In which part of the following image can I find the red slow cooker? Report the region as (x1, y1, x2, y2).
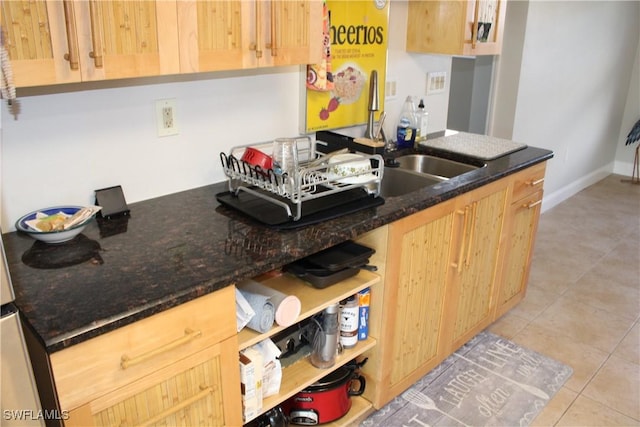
(282, 365, 366, 425)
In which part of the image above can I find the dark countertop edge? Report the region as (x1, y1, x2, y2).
(27, 145, 554, 352)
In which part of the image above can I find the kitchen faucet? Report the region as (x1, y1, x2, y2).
(364, 70, 387, 145)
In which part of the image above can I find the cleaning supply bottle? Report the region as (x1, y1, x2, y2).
(396, 96, 417, 149)
(416, 99, 429, 143)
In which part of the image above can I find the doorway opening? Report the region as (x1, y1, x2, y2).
(447, 56, 495, 134)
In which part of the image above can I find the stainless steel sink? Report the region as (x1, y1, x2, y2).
(379, 167, 443, 197)
(378, 154, 484, 197)
(394, 154, 483, 179)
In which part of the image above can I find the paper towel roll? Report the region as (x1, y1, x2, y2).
(235, 288, 256, 332)
(238, 288, 275, 333)
(238, 279, 301, 327)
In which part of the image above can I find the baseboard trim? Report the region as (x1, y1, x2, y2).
(541, 163, 614, 213)
(613, 160, 635, 177)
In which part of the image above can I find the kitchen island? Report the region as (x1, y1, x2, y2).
(2, 132, 553, 425)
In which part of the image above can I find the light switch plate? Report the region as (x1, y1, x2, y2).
(426, 71, 447, 95)
(385, 80, 397, 100)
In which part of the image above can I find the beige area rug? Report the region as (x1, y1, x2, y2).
(361, 331, 573, 427)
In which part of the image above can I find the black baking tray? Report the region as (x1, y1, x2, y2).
(304, 240, 375, 271)
(216, 186, 384, 230)
(283, 241, 375, 288)
(284, 261, 361, 289)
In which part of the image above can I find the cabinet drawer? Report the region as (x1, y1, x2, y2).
(66, 337, 242, 427)
(51, 286, 236, 411)
(511, 162, 546, 201)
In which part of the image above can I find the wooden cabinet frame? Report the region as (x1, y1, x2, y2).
(361, 162, 547, 409)
(237, 269, 380, 424)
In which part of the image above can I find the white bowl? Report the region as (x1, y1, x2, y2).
(327, 153, 375, 183)
(16, 206, 97, 244)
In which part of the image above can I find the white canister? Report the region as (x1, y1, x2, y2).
(340, 296, 359, 348)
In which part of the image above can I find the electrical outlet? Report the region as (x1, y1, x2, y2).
(426, 71, 447, 95)
(156, 99, 178, 137)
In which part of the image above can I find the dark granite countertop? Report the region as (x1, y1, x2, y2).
(2, 134, 553, 353)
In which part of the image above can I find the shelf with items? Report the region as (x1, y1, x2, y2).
(259, 338, 375, 420)
(238, 269, 379, 351)
(220, 138, 384, 221)
(238, 268, 379, 424)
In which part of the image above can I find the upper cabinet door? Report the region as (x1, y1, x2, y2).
(2, 0, 179, 88)
(260, 0, 322, 68)
(1, 0, 81, 86)
(177, 0, 321, 73)
(406, 0, 507, 56)
(176, 0, 248, 72)
(77, 0, 180, 81)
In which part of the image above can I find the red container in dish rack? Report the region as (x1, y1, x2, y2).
(241, 147, 273, 170)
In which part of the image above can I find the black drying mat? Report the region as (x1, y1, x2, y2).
(216, 187, 384, 229)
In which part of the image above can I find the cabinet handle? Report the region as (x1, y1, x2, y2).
(465, 203, 477, 267)
(139, 385, 213, 427)
(452, 207, 468, 273)
(529, 178, 545, 186)
(254, 0, 263, 59)
(88, 1, 104, 68)
(120, 328, 202, 369)
(269, 1, 277, 57)
(523, 199, 542, 209)
(62, 1, 79, 70)
(470, 0, 481, 49)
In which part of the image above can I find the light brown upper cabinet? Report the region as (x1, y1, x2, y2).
(2, 0, 322, 88)
(1, 1, 180, 87)
(176, 0, 322, 73)
(406, 0, 507, 56)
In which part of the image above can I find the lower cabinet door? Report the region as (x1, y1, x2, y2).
(375, 200, 456, 406)
(66, 337, 242, 427)
(447, 182, 508, 352)
(495, 190, 543, 318)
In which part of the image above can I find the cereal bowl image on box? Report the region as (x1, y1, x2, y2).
(331, 64, 366, 105)
(16, 206, 102, 244)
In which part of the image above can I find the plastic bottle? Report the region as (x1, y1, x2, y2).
(416, 99, 429, 143)
(396, 96, 417, 149)
(339, 296, 358, 349)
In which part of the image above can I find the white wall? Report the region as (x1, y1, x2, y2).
(0, 2, 451, 231)
(490, 0, 640, 211)
(614, 41, 640, 177)
(3, 1, 637, 229)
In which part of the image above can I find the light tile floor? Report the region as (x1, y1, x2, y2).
(489, 174, 640, 426)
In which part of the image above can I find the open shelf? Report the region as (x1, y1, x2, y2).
(238, 269, 379, 350)
(256, 338, 375, 421)
(325, 395, 373, 427)
(238, 268, 380, 425)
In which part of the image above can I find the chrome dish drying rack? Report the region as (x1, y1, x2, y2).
(219, 137, 384, 221)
